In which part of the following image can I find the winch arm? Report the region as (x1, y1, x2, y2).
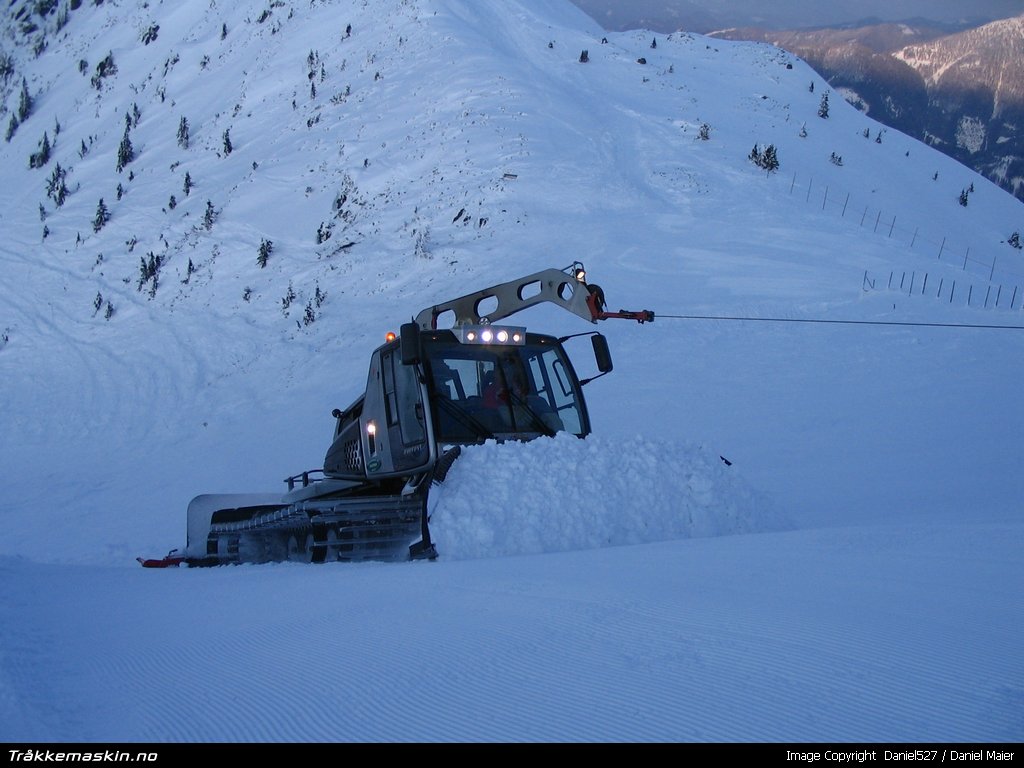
(412, 262, 654, 329)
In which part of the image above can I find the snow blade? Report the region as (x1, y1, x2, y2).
(137, 552, 186, 568)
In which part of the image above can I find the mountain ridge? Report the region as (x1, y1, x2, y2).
(705, 14, 1024, 202)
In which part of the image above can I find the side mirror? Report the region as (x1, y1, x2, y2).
(592, 334, 613, 373)
(400, 322, 421, 365)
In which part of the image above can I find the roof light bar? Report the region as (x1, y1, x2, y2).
(455, 324, 526, 346)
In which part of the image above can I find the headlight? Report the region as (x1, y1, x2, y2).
(454, 324, 526, 346)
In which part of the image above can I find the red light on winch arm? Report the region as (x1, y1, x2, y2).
(385, 331, 397, 342)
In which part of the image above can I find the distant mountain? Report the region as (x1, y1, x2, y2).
(707, 16, 1024, 202)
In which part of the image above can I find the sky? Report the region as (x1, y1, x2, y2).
(570, 0, 1024, 31)
(1, 0, 1022, 746)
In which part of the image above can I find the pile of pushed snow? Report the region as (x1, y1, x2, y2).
(427, 432, 790, 560)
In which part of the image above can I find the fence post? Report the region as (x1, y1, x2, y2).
(950, 281, 955, 304)
(910, 227, 918, 248)
(889, 216, 896, 238)
(922, 273, 928, 295)
(938, 237, 945, 261)
(842, 193, 849, 217)
(806, 177, 812, 203)
(790, 173, 797, 194)
(963, 247, 970, 271)
(968, 285, 973, 306)
(874, 211, 882, 233)
(937, 277, 943, 299)
(985, 285, 991, 308)
(909, 271, 915, 295)
(822, 186, 828, 211)
(995, 285, 1002, 308)
(861, 206, 868, 227)
(990, 255, 996, 281)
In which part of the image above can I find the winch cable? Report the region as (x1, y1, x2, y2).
(651, 313, 1024, 331)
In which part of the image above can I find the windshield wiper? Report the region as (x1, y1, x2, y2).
(434, 393, 496, 441)
(506, 392, 558, 437)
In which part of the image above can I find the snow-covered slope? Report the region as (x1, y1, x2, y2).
(2, 0, 1022, 562)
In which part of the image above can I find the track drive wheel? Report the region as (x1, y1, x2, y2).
(287, 532, 314, 563)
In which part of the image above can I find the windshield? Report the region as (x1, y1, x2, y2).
(424, 337, 586, 443)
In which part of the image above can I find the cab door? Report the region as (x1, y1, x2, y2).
(380, 347, 430, 472)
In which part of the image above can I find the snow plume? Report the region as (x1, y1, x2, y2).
(429, 433, 789, 560)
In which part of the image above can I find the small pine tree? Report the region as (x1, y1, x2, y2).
(168, 194, 176, 210)
(5, 115, 17, 142)
(203, 200, 216, 230)
(93, 198, 110, 232)
(221, 23, 227, 40)
(1007, 231, 1021, 249)
(104, 301, 115, 320)
(257, 238, 273, 268)
(29, 131, 51, 168)
(222, 128, 232, 156)
(958, 188, 970, 207)
(808, 81, 814, 93)
(116, 126, 133, 172)
(137, 252, 163, 296)
(183, 171, 193, 196)
(818, 92, 830, 119)
(748, 144, 761, 165)
(579, 49, 589, 63)
(697, 123, 710, 141)
(177, 116, 189, 148)
(50, 166, 68, 206)
(281, 283, 296, 314)
(760, 144, 779, 172)
(18, 78, 32, 121)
